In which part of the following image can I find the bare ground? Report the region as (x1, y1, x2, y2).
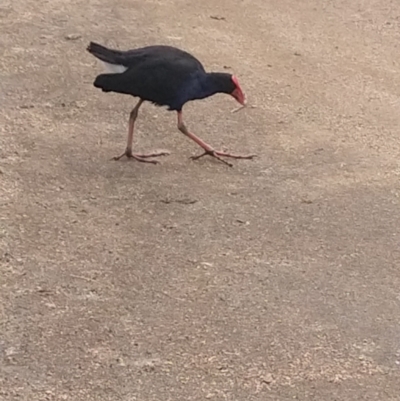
(1, 0, 400, 400)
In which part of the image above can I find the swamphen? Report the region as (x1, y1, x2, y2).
(87, 42, 256, 166)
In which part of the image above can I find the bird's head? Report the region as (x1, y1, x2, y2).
(230, 75, 247, 106)
(204, 72, 247, 105)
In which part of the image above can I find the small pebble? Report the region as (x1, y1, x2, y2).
(65, 33, 82, 41)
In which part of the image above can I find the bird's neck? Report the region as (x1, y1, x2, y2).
(196, 72, 232, 99)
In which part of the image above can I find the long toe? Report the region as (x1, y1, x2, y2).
(135, 151, 171, 158)
(191, 149, 256, 167)
(112, 152, 129, 161)
(132, 155, 160, 164)
(113, 150, 170, 162)
(190, 150, 233, 167)
(214, 151, 257, 160)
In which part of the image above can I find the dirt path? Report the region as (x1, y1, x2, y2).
(1, 0, 400, 399)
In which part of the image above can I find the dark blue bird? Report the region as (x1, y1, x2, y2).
(87, 42, 255, 166)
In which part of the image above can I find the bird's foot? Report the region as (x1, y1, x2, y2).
(112, 149, 170, 164)
(190, 149, 256, 167)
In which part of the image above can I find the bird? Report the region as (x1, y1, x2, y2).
(87, 41, 256, 166)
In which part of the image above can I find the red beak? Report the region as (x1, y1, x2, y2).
(231, 87, 247, 106)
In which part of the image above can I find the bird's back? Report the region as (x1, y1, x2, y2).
(88, 43, 207, 110)
(116, 45, 204, 70)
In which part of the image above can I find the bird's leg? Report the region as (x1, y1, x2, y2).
(113, 99, 170, 163)
(177, 112, 256, 167)
(113, 99, 143, 161)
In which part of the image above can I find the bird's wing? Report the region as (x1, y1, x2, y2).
(108, 54, 205, 109)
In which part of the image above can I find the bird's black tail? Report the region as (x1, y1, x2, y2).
(87, 42, 124, 65)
